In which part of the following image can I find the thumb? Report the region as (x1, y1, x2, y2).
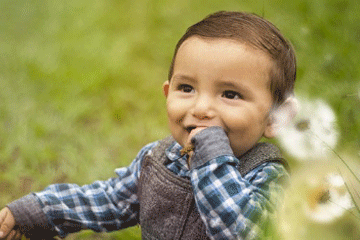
(0, 208, 16, 238)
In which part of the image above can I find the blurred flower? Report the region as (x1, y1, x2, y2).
(277, 162, 357, 239)
(304, 173, 353, 223)
(277, 97, 339, 160)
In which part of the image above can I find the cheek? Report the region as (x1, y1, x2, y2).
(224, 107, 267, 135)
(223, 108, 251, 130)
(166, 97, 185, 124)
(225, 111, 266, 157)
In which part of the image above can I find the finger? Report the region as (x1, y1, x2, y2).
(0, 208, 7, 224)
(5, 229, 15, 240)
(7, 230, 21, 240)
(14, 231, 22, 240)
(0, 209, 16, 239)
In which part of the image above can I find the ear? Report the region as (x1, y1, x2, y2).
(162, 81, 170, 98)
(263, 96, 299, 138)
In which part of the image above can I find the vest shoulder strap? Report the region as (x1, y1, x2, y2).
(238, 142, 290, 176)
(150, 136, 175, 165)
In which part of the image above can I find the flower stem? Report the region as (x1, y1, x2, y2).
(312, 131, 360, 183)
(337, 168, 360, 218)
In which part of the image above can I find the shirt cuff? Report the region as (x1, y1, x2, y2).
(189, 126, 233, 170)
(7, 193, 55, 238)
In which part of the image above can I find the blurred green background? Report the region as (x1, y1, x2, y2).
(1, 0, 360, 239)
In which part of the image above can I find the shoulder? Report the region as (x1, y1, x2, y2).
(135, 136, 175, 160)
(238, 142, 290, 177)
(114, 140, 159, 177)
(135, 141, 160, 159)
(130, 136, 177, 167)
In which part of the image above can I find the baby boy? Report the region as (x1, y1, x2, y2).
(0, 11, 296, 240)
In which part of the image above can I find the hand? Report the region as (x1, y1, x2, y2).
(186, 126, 208, 147)
(0, 208, 22, 240)
(182, 127, 208, 162)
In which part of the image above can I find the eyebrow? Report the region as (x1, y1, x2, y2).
(171, 74, 197, 83)
(216, 79, 251, 93)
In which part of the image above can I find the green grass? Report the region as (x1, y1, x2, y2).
(1, 0, 360, 239)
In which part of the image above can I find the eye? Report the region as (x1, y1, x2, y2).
(222, 90, 242, 100)
(178, 84, 194, 93)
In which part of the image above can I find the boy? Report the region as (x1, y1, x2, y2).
(0, 11, 296, 239)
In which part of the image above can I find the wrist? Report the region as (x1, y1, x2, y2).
(7, 194, 55, 238)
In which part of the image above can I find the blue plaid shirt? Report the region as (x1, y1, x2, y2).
(34, 130, 289, 239)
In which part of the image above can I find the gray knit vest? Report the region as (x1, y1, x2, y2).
(138, 137, 288, 240)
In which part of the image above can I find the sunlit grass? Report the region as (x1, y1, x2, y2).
(1, 0, 360, 239)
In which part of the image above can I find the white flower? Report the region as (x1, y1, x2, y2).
(304, 173, 353, 223)
(277, 97, 339, 160)
(277, 162, 358, 239)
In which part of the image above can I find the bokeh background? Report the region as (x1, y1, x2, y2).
(1, 0, 360, 239)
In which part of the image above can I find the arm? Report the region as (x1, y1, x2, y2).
(5, 142, 157, 239)
(189, 127, 289, 239)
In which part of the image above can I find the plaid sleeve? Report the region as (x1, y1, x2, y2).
(191, 157, 289, 240)
(34, 141, 157, 238)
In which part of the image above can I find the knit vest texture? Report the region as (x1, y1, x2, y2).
(138, 136, 288, 240)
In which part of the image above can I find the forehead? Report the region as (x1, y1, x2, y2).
(176, 36, 273, 67)
(173, 36, 274, 87)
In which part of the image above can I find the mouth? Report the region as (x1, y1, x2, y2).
(185, 125, 211, 134)
(185, 126, 197, 133)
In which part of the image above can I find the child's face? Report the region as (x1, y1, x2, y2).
(163, 37, 275, 157)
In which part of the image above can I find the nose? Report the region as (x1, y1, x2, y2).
(191, 94, 215, 120)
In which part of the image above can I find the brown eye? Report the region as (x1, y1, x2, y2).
(178, 84, 194, 93)
(222, 90, 242, 99)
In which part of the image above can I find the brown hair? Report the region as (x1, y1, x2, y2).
(168, 11, 296, 106)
